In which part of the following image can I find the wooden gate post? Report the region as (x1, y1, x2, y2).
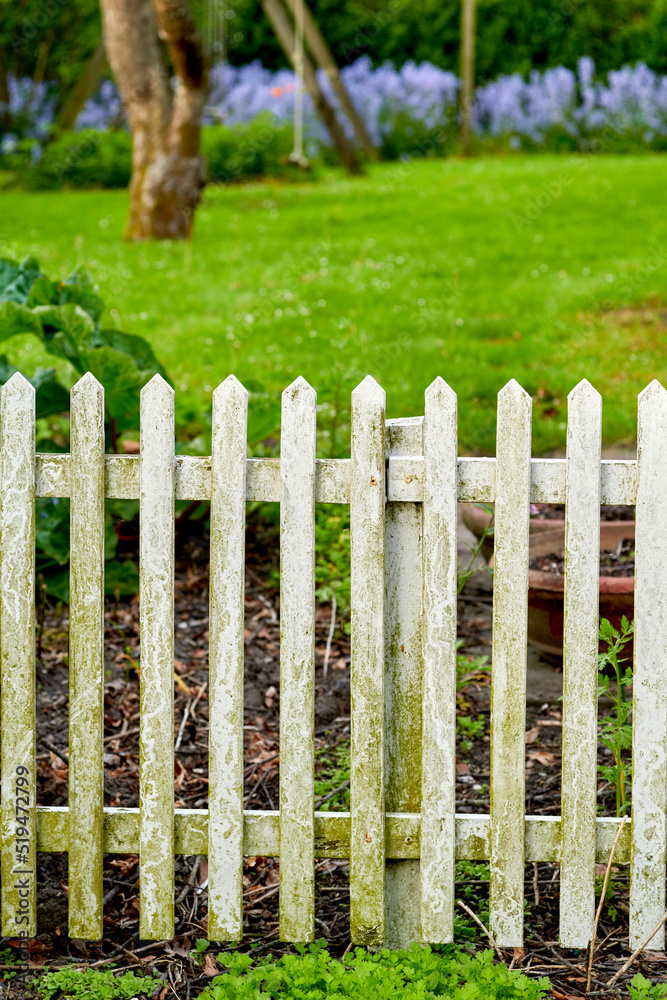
(384, 416, 424, 948)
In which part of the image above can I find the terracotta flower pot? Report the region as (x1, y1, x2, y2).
(461, 505, 635, 661)
(526, 522, 634, 660)
(461, 502, 558, 562)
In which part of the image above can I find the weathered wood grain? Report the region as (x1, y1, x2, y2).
(68, 374, 106, 940)
(420, 378, 458, 944)
(630, 380, 667, 949)
(350, 376, 386, 945)
(489, 380, 532, 948)
(384, 416, 423, 949)
(139, 375, 175, 940)
(560, 380, 602, 949)
(0, 375, 36, 938)
(279, 377, 316, 943)
(208, 376, 248, 941)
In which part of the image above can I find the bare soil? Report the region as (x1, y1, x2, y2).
(530, 537, 635, 577)
(1, 519, 662, 999)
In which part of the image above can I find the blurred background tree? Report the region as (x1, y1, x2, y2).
(2, 0, 667, 121)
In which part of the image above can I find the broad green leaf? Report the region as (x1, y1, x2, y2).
(36, 497, 70, 566)
(81, 344, 150, 432)
(32, 302, 97, 370)
(98, 328, 165, 376)
(0, 300, 43, 340)
(0, 255, 41, 304)
(0, 356, 70, 418)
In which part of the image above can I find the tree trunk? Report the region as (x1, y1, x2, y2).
(99, 0, 209, 241)
(0, 49, 9, 105)
(57, 40, 108, 133)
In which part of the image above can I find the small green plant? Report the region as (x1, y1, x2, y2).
(456, 640, 490, 691)
(199, 942, 551, 999)
(455, 861, 491, 943)
(456, 714, 486, 754)
(32, 966, 158, 999)
(314, 506, 351, 622)
(0, 945, 18, 980)
(458, 504, 495, 595)
(593, 868, 626, 924)
(598, 615, 634, 815)
(315, 740, 350, 810)
(629, 974, 667, 999)
(191, 937, 211, 966)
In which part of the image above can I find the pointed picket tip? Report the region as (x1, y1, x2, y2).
(638, 378, 667, 405)
(568, 378, 600, 402)
(2, 370, 35, 396)
(425, 376, 456, 403)
(71, 371, 103, 400)
(351, 374, 385, 407)
(140, 373, 174, 400)
(282, 375, 316, 403)
(498, 378, 531, 402)
(213, 373, 248, 403)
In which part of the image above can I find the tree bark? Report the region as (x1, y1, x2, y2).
(99, 0, 209, 240)
(261, 0, 361, 175)
(57, 40, 108, 133)
(281, 0, 378, 160)
(0, 49, 9, 105)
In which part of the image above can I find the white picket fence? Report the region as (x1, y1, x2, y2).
(0, 371, 664, 954)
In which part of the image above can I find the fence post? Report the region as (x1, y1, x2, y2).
(420, 378, 458, 943)
(68, 373, 106, 940)
(560, 380, 601, 948)
(139, 375, 175, 940)
(350, 376, 386, 945)
(489, 380, 532, 948)
(279, 377, 317, 943)
(208, 375, 248, 941)
(384, 415, 424, 949)
(0, 374, 36, 939)
(630, 380, 667, 948)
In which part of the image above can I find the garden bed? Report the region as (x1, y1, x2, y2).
(2, 530, 663, 999)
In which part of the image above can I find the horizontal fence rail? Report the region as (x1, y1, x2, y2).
(0, 372, 661, 952)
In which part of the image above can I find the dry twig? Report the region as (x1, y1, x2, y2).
(587, 814, 627, 992)
(607, 908, 667, 987)
(322, 593, 337, 678)
(456, 899, 503, 961)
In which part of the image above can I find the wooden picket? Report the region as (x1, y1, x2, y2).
(139, 375, 176, 940)
(349, 376, 386, 946)
(384, 414, 425, 949)
(0, 371, 661, 954)
(68, 374, 106, 939)
(630, 381, 667, 949)
(279, 377, 317, 942)
(0, 374, 36, 939)
(420, 378, 458, 944)
(489, 381, 532, 948)
(560, 380, 602, 949)
(207, 375, 248, 941)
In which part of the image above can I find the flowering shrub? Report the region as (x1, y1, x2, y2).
(2, 56, 667, 182)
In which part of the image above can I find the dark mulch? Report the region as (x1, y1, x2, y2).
(530, 536, 635, 577)
(0, 520, 660, 998)
(534, 504, 635, 522)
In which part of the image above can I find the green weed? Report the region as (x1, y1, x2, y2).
(31, 966, 158, 999)
(598, 615, 634, 815)
(199, 942, 550, 999)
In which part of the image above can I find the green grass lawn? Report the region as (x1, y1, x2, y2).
(1, 154, 666, 454)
